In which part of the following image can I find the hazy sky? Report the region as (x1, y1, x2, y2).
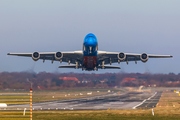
(0, 0, 179, 74)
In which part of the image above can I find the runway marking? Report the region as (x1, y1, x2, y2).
(145, 92, 158, 107)
(147, 92, 157, 100)
(132, 99, 146, 109)
(132, 92, 157, 109)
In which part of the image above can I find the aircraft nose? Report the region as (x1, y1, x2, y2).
(85, 37, 97, 46)
(88, 37, 94, 43)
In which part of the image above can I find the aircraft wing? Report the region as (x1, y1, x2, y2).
(7, 51, 83, 64)
(98, 51, 173, 65)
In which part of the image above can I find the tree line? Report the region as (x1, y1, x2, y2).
(0, 72, 179, 90)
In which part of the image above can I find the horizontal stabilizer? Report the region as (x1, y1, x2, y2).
(98, 65, 120, 69)
(59, 65, 82, 68)
(59, 65, 120, 69)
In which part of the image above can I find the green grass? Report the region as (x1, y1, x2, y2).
(1, 112, 180, 120)
(35, 115, 179, 120)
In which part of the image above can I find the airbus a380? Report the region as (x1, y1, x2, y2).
(7, 33, 173, 71)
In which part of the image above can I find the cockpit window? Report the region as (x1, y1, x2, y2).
(84, 36, 94, 43)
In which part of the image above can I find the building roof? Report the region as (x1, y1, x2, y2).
(59, 77, 79, 82)
(123, 78, 136, 83)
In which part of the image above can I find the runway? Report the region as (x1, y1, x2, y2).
(135, 92, 162, 109)
(4, 91, 162, 110)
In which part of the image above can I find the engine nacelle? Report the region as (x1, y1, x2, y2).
(32, 51, 40, 61)
(55, 51, 63, 61)
(118, 52, 126, 61)
(140, 53, 149, 63)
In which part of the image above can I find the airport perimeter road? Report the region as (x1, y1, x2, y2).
(6, 92, 158, 110)
(134, 92, 162, 109)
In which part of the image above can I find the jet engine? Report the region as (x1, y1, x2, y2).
(118, 52, 126, 61)
(140, 53, 149, 63)
(55, 51, 63, 61)
(32, 52, 40, 61)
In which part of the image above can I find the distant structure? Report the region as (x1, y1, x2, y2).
(37, 86, 45, 90)
(82, 80, 89, 83)
(59, 77, 79, 82)
(122, 78, 136, 83)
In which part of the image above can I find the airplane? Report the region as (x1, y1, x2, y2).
(7, 33, 173, 71)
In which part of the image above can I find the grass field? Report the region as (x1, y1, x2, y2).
(1, 89, 180, 120)
(1, 109, 180, 120)
(156, 90, 180, 109)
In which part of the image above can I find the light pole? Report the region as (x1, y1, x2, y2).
(27, 78, 33, 89)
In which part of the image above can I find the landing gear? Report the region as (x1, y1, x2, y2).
(94, 67, 98, 71)
(102, 61, 105, 69)
(82, 67, 86, 71)
(75, 62, 78, 69)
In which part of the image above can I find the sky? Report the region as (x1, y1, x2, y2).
(0, 0, 179, 74)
